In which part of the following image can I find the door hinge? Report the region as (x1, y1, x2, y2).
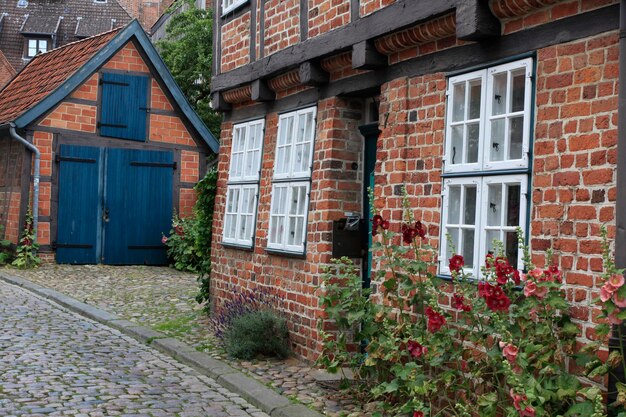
(97, 122, 128, 129)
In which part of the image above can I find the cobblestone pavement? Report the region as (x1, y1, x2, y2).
(7, 265, 368, 416)
(0, 280, 269, 417)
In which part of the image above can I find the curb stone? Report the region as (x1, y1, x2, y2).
(0, 270, 325, 417)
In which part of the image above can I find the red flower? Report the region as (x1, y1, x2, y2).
(452, 293, 472, 312)
(407, 340, 428, 358)
(414, 221, 426, 238)
(372, 215, 389, 237)
(413, 412, 424, 417)
(425, 306, 446, 333)
(175, 225, 184, 236)
(401, 221, 428, 244)
(479, 282, 511, 312)
(448, 254, 464, 273)
(494, 257, 515, 285)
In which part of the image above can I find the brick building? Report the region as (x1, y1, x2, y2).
(0, 21, 218, 264)
(210, 0, 626, 362)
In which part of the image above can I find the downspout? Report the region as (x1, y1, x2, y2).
(608, 2, 626, 414)
(9, 123, 39, 241)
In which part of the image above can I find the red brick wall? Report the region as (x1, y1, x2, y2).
(264, 0, 300, 56)
(0, 138, 24, 244)
(24, 40, 206, 261)
(211, 97, 364, 360)
(213, 22, 619, 361)
(359, 0, 395, 17)
(308, 0, 350, 38)
(221, 12, 251, 72)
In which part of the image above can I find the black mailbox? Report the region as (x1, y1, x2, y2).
(332, 217, 366, 258)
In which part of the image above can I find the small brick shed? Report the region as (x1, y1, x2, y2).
(0, 20, 218, 265)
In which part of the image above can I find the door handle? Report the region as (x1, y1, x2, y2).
(103, 207, 110, 223)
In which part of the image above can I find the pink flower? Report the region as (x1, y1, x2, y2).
(523, 281, 547, 299)
(614, 292, 626, 308)
(499, 342, 519, 364)
(601, 283, 618, 302)
(608, 310, 622, 325)
(609, 274, 625, 289)
(528, 268, 543, 280)
(161, 235, 168, 244)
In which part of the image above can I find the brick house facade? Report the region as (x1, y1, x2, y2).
(210, 0, 625, 362)
(0, 21, 217, 264)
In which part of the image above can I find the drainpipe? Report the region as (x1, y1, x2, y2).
(9, 123, 40, 241)
(608, 2, 626, 414)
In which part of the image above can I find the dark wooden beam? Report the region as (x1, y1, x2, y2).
(299, 61, 329, 86)
(300, 0, 308, 41)
(352, 40, 387, 70)
(214, 0, 221, 76)
(456, 0, 501, 41)
(350, 0, 359, 22)
(223, 5, 619, 122)
(211, 0, 457, 91)
(251, 79, 275, 101)
(616, 0, 626, 268)
(259, 0, 266, 59)
(250, 0, 257, 61)
(211, 92, 232, 111)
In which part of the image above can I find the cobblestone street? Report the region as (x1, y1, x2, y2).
(0, 281, 269, 417)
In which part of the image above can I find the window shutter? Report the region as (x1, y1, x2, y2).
(99, 72, 149, 142)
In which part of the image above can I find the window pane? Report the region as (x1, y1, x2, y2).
(511, 70, 525, 112)
(509, 116, 523, 160)
(506, 184, 521, 227)
(467, 123, 479, 163)
(278, 116, 293, 146)
(462, 229, 474, 268)
(505, 231, 519, 267)
(452, 83, 465, 122)
(486, 230, 500, 255)
(464, 186, 477, 225)
(492, 72, 507, 116)
(487, 184, 502, 226)
(294, 217, 305, 245)
(447, 186, 461, 224)
(446, 227, 460, 260)
(490, 118, 505, 162)
(468, 81, 481, 120)
(451, 125, 463, 165)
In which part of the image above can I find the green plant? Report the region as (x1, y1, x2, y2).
(193, 168, 217, 311)
(12, 212, 40, 269)
(164, 213, 200, 273)
(317, 190, 612, 417)
(0, 225, 14, 265)
(223, 310, 290, 360)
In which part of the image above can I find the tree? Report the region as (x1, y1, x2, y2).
(157, 1, 221, 137)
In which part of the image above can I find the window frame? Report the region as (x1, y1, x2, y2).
(24, 38, 49, 58)
(267, 106, 317, 255)
(222, 118, 265, 248)
(440, 57, 534, 279)
(221, 0, 249, 15)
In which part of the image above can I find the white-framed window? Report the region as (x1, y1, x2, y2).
(222, 119, 264, 247)
(25, 38, 49, 58)
(440, 58, 533, 277)
(222, 0, 248, 15)
(268, 107, 316, 253)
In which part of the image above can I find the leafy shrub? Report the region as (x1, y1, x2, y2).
(211, 285, 282, 339)
(164, 214, 200, 273)
(318, 192, 614, 417)
(12, 212, 40, 269)
(223, 310, 290, 360)
(0, 225, 14, 265)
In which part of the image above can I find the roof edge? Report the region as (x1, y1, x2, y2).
(13, 20, 219, 154)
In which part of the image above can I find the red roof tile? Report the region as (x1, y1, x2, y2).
(0, 27, 122, 126)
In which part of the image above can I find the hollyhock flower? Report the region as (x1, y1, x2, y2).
(609, 274, 626, 289)
(510, 389, 527, 410)
(401, 224, 418, 244)
(499, 342, 519, 364)
(425, 307, 446, 333)
(614, 291, 626, 308)
(372, 215, 389, 236)
(414, 221, 426, 239)
(528, 268, 543, 280)
(161, 235, 168, 244)
(601, 285, 615, 302)
(407, 340, 427, 358)
(480, 283, 511, 311)
(524, 281, 548, 299)
(512, 270, 521, 285)
(452, 293, 472, 312)
(449, 254, 464, 273)
(545, 265, 562, 283)
(413, 412, 424, 417)
(608, 310, 623, 325)
(175, 225, 184, 236)
(521, 406, 536, 417)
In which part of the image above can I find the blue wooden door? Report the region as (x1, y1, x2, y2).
(103, 148, 174, 265)
(56, 145, 103, 264)
(359, 124, 380, 289)
(99, 72, 149, 142)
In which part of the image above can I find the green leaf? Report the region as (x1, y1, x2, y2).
(564, 401, 594, 416)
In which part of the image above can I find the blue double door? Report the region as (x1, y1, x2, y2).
(56, 144, 174, 265)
